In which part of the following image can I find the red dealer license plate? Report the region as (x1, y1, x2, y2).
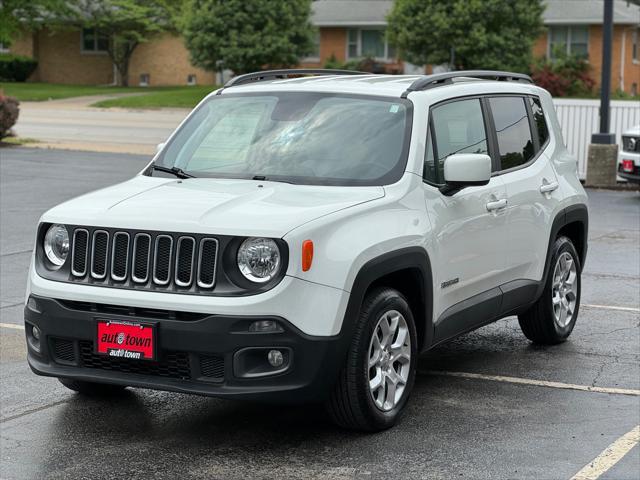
(96, 320, 155, 361)
(622, 159, 635, 173)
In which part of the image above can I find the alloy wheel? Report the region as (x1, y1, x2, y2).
(551, 251, 578, 328)
(367, 310, 412, 411)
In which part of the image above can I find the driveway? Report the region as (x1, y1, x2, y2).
(1, 148, 639, 479)
(13, 95, 189, 155)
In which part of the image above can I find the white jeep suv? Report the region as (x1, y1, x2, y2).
(25, 70, 588, 431)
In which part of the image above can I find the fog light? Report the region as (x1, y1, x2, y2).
(248, 320, 282, 333)
(267, 349, 284, 367)
(27, 324, 41, 353)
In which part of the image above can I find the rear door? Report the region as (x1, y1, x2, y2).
(487, 95, 561, 285)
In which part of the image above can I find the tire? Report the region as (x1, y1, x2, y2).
(518, 236, 581, 344)
(326, 287, 418, 431)
(58, 378, 127, 396)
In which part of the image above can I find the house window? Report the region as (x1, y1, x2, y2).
(346, 29, 396, 61)
(307, 31, 320, 59)
(0, 42, 9, 53)
(633, 28, 639, 62)
(549, 25, 589, 59)
(139, 73, 150, 86)
(187, 74, 197, 86)
(81, 28, 109, 53)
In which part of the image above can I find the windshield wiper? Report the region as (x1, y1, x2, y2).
(251, 175, 292, 184)
(152, 165, 195, 179)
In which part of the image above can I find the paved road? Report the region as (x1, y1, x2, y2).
(1, 148, 639, 479)
(13, 96, 190, 154)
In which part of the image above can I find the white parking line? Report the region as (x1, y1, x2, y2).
(570, 425, 640, 480)
(423, 370, 640, 396)
(583, 304, 640, 313)
(0, 323, 24, 330)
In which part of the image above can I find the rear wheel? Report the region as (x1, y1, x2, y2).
(326, 287, 417, 431)
(518, 236, 581, 344)
(58, 378, 127, 396)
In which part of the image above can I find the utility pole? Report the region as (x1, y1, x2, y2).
(592, 0, 615, 144)
(586, 0, 618, 187)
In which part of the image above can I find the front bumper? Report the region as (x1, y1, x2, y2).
(26, 296, 348, 403)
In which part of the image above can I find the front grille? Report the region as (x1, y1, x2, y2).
(132, 234, 151, 283)
(91, 230, 109, 279)
(57, 299, 207, 321)
(199, 355, 225, 380)
(71, 229, 88, 276)
(70, 227, 219, 292)
(52, 337, 76, 363)
(111, 232, 129, 281)
(622, 135, 640, 153)
(176, 237, 195, 286)
(198, 239, 218, 288)
(153, 235, 173, 285)
(79, 341, 191, 380)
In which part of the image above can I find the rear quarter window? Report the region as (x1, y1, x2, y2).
(529, 97, 549, 147)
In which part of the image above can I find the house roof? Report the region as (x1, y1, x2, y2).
(312, 0, 391, 26)
(311, 0, 640, 27)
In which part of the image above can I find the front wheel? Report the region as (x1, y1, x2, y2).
(325, 287, 417, 431)
(518, 236, 581, 344)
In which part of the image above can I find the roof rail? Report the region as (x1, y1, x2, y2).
(220, 68, 367, 92)
(401, 70, 533, 98)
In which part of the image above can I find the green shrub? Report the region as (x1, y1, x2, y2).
(530, 47, 595, 97)
(0, 95, 20, 139)
(0, 54, 38, 82)
(324, 54, 397, 74)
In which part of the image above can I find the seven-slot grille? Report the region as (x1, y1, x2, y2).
(70, 228, 218, 291)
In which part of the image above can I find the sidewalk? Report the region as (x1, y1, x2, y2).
(13, 94, 190, 155)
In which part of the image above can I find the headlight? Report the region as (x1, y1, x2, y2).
(43, 224, 69, 267)
(237, 237, 281, 283)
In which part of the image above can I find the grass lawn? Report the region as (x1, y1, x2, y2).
(0, 82, 217, 107)
(92, 85, 215, 109)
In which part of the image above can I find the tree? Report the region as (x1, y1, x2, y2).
(387, 0, 544, 73)
(0, 0, 71, 45)
(183, 0, 315, 75)
(73, 0, 177, 86)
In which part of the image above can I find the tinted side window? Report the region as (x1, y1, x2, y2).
(489, 97, 535, 170)
(529, 97, 549, 147)
(431, 99, 488, 182)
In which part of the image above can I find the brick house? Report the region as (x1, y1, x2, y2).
(306, 0, 640, 94)
(1, 0, 639, 92)
(3, 29, 215, 87)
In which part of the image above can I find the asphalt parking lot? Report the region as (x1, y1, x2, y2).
(1, 147, 638, 480)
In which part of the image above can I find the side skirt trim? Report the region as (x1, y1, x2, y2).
(431, 279, 541, 347)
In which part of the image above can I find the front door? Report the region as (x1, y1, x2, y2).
(423, 97, 511, 340)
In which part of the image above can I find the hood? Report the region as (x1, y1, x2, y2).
(42, 175, 385, 237)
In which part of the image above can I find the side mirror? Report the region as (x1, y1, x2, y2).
(440, 153, 492, 196)
(156, 142, 166, 153)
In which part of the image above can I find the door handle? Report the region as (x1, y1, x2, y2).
(486, 198, 508, 211)
(540, 181, 559, 194)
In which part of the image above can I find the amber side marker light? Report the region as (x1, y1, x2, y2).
(302, 240, 314, 272)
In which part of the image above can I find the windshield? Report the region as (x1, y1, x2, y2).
(155, 92, 412, 186)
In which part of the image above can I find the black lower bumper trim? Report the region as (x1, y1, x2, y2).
(26, 295, 348, 403)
